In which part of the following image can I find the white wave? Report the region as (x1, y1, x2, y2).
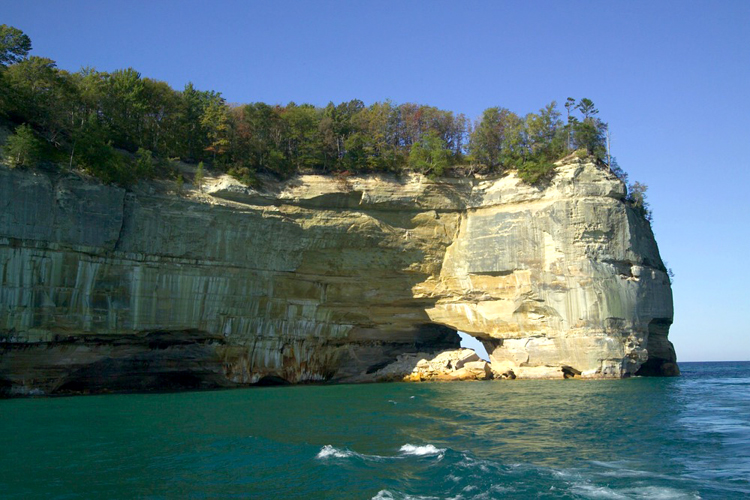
(399, 444, 446, 456)
(316, 444, 389, 462)
(571, 483, 701, 499)
(571, 485, 629, 499)
(624, 486, 701, 499)
(372, 491, 440, 500)
(372, 491, 395, 500)
(316, 444, 357, 459)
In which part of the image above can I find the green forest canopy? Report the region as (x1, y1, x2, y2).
(1, 24, 647, 212)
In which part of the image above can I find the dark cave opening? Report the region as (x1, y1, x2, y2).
(635, 318, 680, 377)
(255, 375, 291, 386)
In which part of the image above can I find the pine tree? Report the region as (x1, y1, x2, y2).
(0, 25, 31, 66)
(3, 124, 42, 168)
(194, 161, 205, 192)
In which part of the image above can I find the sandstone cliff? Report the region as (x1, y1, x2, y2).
(0, 158, 676, 396)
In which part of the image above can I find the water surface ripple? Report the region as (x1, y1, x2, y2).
(1, 362, 748, 499)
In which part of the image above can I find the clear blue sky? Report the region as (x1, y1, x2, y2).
(5, 0, 749, 361)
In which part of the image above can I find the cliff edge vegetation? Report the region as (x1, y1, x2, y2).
(2, 25, 644, 204)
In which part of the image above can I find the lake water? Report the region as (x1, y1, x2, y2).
(1, 362, 748, 499)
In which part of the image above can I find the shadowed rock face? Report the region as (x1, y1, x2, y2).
(0, 158, 676, 396)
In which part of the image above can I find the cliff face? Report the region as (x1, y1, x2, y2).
(0, 158, 676, 396)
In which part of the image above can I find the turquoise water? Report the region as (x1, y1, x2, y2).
(1, 362, 748, 499)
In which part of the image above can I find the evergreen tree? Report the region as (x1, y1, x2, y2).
(201, 96, 230, 162)
(577, 98, 598, 119)
(0, 25, 31, 66)
(135, 147, 154, 179)
(194, 161, 205, 192)
(3, 124, 42, 168)
(564, 97, 576, 151)
(73, 115, 129, 185)
(573, 98, 606, 158)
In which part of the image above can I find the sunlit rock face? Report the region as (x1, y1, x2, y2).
(0, 158, 676, 396)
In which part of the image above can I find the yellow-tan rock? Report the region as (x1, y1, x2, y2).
(0, 157, 677, 396)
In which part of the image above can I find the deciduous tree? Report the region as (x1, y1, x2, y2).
(408, 131, 450, 178)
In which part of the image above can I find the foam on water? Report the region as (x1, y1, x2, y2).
(372, 491, 439, 500)
(571, 484, 701, 499)
(570, 484, 631, 499)
(316, 445, 358, 459)
(398, 444, 446, 457)
(589, 463, 673, 481)
(316, 444, 393, 463)
(317, 444, 447, 461)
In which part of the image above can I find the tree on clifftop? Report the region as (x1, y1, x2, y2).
(468, 107, 523, 172)
(0, 24, 625, 190)
(408, 131, 451, 178)
(564, 97, 576, 151)
(0, 25, 31, 67)
(573, 98, 606, 157)
(577, 98, 598, 120)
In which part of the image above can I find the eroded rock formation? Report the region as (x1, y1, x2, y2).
(0, 157, 676, 395)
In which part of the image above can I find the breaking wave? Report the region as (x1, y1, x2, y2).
(316, 443, 446, 462)
(398, 444, 445, 457)
(316, 445, 359, 459)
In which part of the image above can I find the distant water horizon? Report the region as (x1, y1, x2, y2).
(679, 359, 750, 363)
(2, 361, 749, 499)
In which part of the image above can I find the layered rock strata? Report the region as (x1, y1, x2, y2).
(0, 158, 676, 395)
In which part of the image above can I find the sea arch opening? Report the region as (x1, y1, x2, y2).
(458, 331, 490, 361)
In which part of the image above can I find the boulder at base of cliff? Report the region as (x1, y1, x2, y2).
(373, 348, 493, 382)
